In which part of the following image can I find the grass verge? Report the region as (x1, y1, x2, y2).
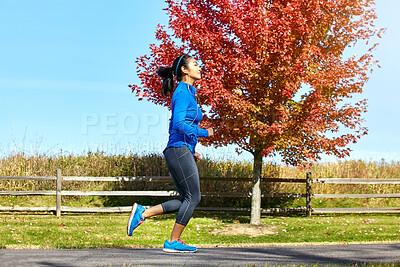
(1, 211, 399, 249)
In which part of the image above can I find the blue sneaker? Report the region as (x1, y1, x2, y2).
(163, 239, 197, 253)
(127, 203, 145, 236)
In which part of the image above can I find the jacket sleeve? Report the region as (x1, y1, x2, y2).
(197, 127, 209, 137)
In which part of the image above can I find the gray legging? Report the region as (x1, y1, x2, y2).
(161, 146, 201, 226)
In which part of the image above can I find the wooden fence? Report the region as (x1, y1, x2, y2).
(1, 170, 400, 216)
(312, 177, 400, 214)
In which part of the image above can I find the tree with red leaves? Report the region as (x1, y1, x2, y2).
(130, 0, 383, 224)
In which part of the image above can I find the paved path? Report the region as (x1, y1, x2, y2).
(1, 243, 400, 266)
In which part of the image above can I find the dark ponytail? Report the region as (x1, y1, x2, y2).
(157, 66, 174, 97)
(157, 55, 191, 97)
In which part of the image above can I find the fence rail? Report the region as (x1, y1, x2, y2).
(1, 170, 400, 215)
(314, 178, 400, 184)
(1, 176, 56, 181)
(312, 175, 400, 213)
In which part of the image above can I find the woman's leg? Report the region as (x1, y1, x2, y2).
(169, 223, 186, 241)
(142, 204, 163, 219)
(162, 146, 201, 241)
(140, 146, 188, 221)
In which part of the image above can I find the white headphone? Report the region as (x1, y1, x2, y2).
(183, 69, 198, 147)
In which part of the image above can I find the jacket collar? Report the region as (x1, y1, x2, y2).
(179, 81, 197, 95)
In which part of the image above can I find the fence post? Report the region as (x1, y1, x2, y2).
(56, 169, 62, 217)
(306, 172, 312, 217)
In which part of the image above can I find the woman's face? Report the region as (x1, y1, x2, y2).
(183, 57, 201, 81)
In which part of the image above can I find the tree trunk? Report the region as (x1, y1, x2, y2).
(250, 148, 263, 225)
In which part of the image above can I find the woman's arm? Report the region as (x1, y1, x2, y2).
(197, 126, 209, 137)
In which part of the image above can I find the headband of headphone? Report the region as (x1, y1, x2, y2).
(175, 55, 184, 76)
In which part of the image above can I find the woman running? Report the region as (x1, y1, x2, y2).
(127, 54, 214, 253)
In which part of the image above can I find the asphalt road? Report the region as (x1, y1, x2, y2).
(1, 243, 400, 266)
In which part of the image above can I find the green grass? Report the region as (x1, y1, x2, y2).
(1, 211, 399, 249)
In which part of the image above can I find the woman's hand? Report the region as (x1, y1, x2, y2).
(194, 152, 201, 162)
(207, 128, 214, 137)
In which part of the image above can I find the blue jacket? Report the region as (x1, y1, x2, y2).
(164, 82, 209, 155)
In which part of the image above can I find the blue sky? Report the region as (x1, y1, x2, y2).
(1, 0, 399, 163)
